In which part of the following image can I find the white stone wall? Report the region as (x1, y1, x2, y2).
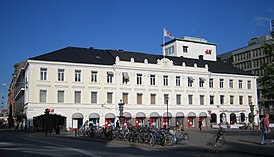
(24, 56, 258, 129)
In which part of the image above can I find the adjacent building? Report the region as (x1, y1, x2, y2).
(217, 35, 274, 121)
(11, 36, 258, 131)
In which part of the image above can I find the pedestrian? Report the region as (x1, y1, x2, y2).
(198, 119, 202, 131)
(116, 120, 120, 128)
(260, 114, 274, 145)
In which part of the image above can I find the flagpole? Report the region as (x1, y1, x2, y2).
(270, 19, 273, 32)
(163, 28, 165, 57)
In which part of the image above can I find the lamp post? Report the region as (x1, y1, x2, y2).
(249, 102, 255, 124)
(166, 95, 169, 129)
(118, 100, 124, 128)
(2, 83, 13, 128)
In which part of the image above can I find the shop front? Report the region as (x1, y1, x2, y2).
(187, 112, 196, 127)
(149, 112, 160, 128)
(135, 112, 146, 127)
(105, 113, 115, 129)
(89, 113, 100, 126)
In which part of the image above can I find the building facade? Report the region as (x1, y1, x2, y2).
(217, 36, 274, 121)
(12, 37, 258, 131)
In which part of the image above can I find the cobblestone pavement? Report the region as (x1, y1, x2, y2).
(50, 128, 274, 156)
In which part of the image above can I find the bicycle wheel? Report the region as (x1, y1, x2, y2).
(165, 134, 174, 146)
(211, 135, 225, 148)
(149, 135, 156, 147)
(178, 133, 189, 145)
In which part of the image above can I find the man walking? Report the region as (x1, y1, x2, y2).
(260, 114, 274, 145)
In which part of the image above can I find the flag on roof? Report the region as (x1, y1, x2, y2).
(164, 28, 174, 39)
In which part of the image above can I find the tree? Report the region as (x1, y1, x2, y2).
(258, 32, 274, 100)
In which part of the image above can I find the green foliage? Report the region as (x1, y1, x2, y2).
(258, 32, 274, 99)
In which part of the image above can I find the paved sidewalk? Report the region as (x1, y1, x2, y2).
(28, 128, 274, 156)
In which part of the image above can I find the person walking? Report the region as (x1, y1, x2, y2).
(198, 119, 203, 131)
(260, 114, 274, 145)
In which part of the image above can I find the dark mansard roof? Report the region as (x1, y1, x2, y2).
(29, 46, 254, 76)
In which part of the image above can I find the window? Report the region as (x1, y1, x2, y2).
(57, 90, 64, 103)
(137, 74, 142, 85)
(165, 46, 175, 55)
(229, 79, 233, 88)
(188, 77, 194, 87)
(91, 92, 97, 104)
(40, 90, 47, 103)
(183, 46, 188, 53)
(248, 96, 252, 105)
(209, 78, 214, 88)
(74, 91, 81, 103)
(188, 94, 193, 105)
(107, 92, 113, 104)
(122, 72, 130, 84)
(137, 93, 142, 104)
(239, 96, 243, 105)
(107, 72, 113, 83)
(210, 95, 214, 105)
(40, 68, 47, 80)
(220, 95, 224, 105)
(164, 94, 169, 105)
(176, 94, 181, 105)
(75, 70, 81, 82)
(163, 75, 168, 86)
(122, 93, 128, 104)
(200, 95, 205, 105)
(219, 79, 224, 88)
(91, 71, 97, 82)
(199, 78, 205, 87)
(58, 69, 65, 81)
(230, 95, 234, 105)
(247, 80, 251, 89)
(176, 76, 180, 86)
(150, 94, 156, 105)
(150, 75, 156, 85)
(239, 80, 243, 89)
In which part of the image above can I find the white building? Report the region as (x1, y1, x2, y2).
(163, 36, 217, 61)
(14, 37, 258, 131)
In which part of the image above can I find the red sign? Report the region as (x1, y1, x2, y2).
(205, 49, 212, 55)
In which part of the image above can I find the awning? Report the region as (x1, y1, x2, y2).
(188, 112, 196, 117)
(89, 113, 100, 119)
(72, 113, 84, 119)
(199, 77, 206, 81)
(136, 112, 146, 118)
(123, 112, 132, 118)
(150, 112, 160, 118)
(105, 113, 115, 119)
(163, 112, 172, 118)
(176, 112, 184, 117)
(107, 71, 113, 75)
(188, 77, 194, 81)
(199, 112, 207, 117)
(122, 72, 129, 79)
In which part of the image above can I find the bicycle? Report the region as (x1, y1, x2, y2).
(166, 128, 189, 146)
(211, 126, 225, 148)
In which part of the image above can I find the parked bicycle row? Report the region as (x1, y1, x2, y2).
(77, 125, 190, 147)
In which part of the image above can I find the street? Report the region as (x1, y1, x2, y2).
(0, 129, 273, 157)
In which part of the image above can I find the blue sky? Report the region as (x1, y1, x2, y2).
(0, 0, 273, 109)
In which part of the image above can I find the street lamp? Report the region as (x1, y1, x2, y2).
(249, 102, 255, 124)
(166, 95, 169, 129)
(118, 100, 124, 128)
(2, 83, 13, 128)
